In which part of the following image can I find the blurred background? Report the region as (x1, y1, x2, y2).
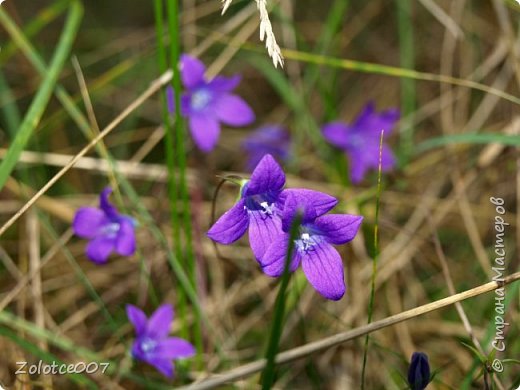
(0, 0, 519, 388)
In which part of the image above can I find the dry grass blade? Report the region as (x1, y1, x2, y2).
(220, 0, 284, 67)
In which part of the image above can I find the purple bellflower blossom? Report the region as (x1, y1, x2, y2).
(262, 190, 363, 300)
(407, 352, 431, 390)
(242, 125, 290, 171)
(126, 304, 195, 378)
(322, 102, 399, 183)
(72, 187, 136, 264)
(207, 154, 337, 263)
(207, 154, 286, 262)
(173, 54, 255, 152)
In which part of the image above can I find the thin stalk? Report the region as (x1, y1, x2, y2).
(396, 0, 416, 164)
(261, 214, 302, 389)
(165, 0, 202, 355)
(360, 130, 385, 389)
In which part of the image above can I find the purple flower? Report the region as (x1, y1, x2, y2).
(207, 154, 286, 262)
(242, 125, 290, 171)
(207, 154, 338, 263)
(322, 102, 399, 183)
(175, 54, 255, 152)
(72, 187, 136, 264)
(407, 352, 431, 390)
(126, 304, 195, 378)
(262, 190, 363, 300)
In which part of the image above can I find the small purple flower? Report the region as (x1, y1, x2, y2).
(242, 125, 290, 171)
(407, 352, 431, 390)
(207, 154, 287, 262)
(126, 304, 195, 378)
(72, 187, 136, 264)
(322, 102, 399, 183)
(262, 190, 363, 300)
(174, 54, 255, 152)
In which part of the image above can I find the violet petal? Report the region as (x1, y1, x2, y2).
(207, 199, 249, 244)
(146, 304, 174, 339)
(214, 94, 255, 126)
(72, 207, 107, 239)
(301, 242, 345, 301)
(314, 214, 363, 245)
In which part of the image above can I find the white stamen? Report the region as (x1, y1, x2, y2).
(191, 89, 212, 111)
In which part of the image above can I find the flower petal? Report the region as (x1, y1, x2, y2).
(280, 189, 338, 232)
(354, 102, 400, 135)
(214, 94, 255, 126)
(261, 235, 301, 276)
(381, 144, 396, 172)
(243, 154, 285, 196)
(126, 305, 148, 335)
(166, 86, 175, 114)
(314, 214, 363, 245)
(146, 357, 175, 378)
(208, 75, 241, 93)
(348, 150, 370, 184)
(279, 189, 337, 218)
(207, 199, 249, 244)
(321, 122, 351, 149)
(72, 207, 107, 239)
(155, 337, 196, 359)
(99, 187, 119, 219)
(188, 114, 220, 152)
(116, 218, 136, 256)
(146, 304, 174, 339)
(301, 242, 345, 300)
(86, 236, 116, 264)
(248, 210, 283, 262)
(180, 54, 206, 88)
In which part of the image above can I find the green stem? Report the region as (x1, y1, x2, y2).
(360, 131, 385, 389)
(261, 214, 302, 389)
(396, 0, 415, 164)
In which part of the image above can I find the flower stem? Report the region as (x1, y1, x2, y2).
(360, 130, 385, 389)
(261, 214, 302, 389)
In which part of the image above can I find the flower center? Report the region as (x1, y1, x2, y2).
(348, 134, 364, 148)
(191, 89, 212, 111)
(295, 230, 318, 252)
(101, 222, 120, 238)
(140, 337, 157, 354)
(259, 201, 275, 216)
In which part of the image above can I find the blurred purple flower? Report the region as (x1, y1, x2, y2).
(171, 54, 255, 152)
(242, 125, 290, 171)
(322, 102, 399, 183)
(127, 304, 195, 378)
(407, 352, 431, 390)
(262, 190, 363, 300)
(72, 187, 136, 264)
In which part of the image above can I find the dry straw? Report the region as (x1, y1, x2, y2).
(221, 0, 284, 67)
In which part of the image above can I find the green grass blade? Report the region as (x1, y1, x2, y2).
(0, 0, 83, 191)
(416, 133, 520, 151)
(0, 69, 22, 135)
(277, 49, 520, 106)
(360, 131, 385, 389)
(0, 0, 71, 63)
(396, 0, 416, 164)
